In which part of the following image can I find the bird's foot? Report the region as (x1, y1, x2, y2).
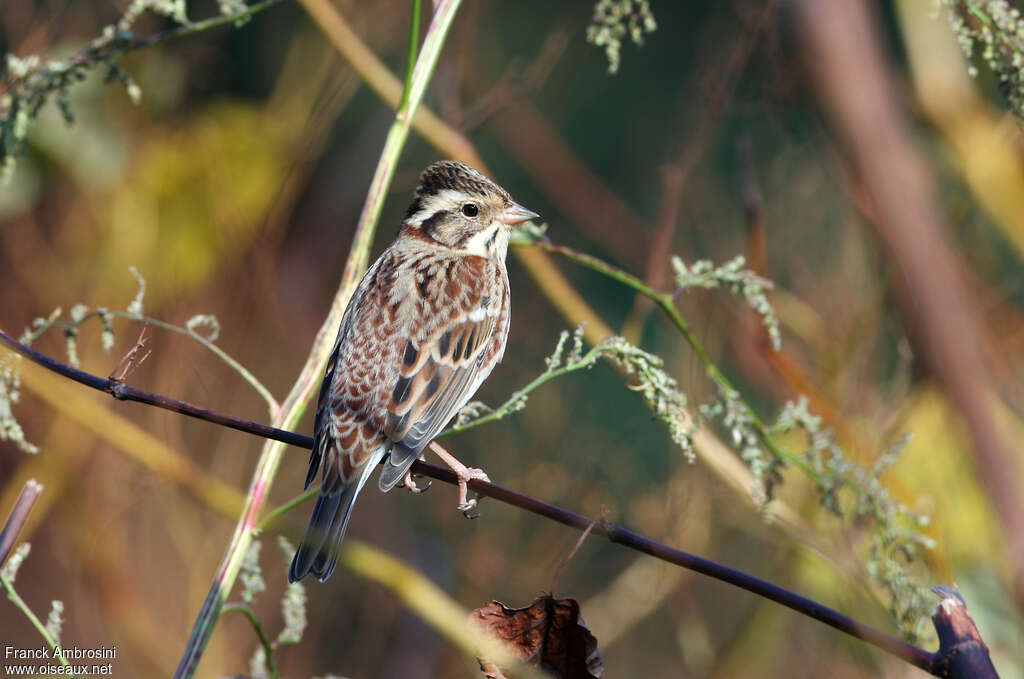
(401, 468, 431, 494)
(428, 442, 490, 518)
(454, 467, 490, 517)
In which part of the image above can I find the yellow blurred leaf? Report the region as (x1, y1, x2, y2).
(72, 101, 291, 304)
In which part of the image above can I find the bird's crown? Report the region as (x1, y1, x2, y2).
(414, 160, 510, 202)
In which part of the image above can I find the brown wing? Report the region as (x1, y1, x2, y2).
(387, 313, 496, 443)
(304, 254, 392, 490)
(377, 254, 506, 490)
(290, 253, 397, 582)
(317, 251, 407, 480)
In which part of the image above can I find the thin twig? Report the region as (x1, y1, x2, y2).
(0, 480, 70, 670)
(124, 0, 286, 51)
(32, 309, 280, 415)
(0, 327, 937, 672)
(621, 165, 685, 342)
(0, 576, 71, 670)
(550, 516, 599, 595)
(0, 479, 43, 568)
(735, 132, 766, 276)
(7, 0, 285, 80)
(621, 0, 777, 339)
(109, 328, 151, 383)
(458, 14, 575, 131)
(222, 604, 279, 679)
(441, 340, 614, 438)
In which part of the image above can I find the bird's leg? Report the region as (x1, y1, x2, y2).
(401, 454, 431, 493)
(428, 441, 490, 516)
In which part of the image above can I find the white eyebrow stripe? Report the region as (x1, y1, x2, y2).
(406, 189, 466, 227)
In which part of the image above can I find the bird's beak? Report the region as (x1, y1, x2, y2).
(498, 201, 540, 226)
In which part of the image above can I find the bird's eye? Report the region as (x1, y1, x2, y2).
(461, 203, 479, 218)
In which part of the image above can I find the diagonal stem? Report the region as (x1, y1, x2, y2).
(222, 604, 279, 679)
(171, 2, 463, 676)
(0, 479, 43, 567)
(510, 238, 819, 477)
(0, 480, 70, 668)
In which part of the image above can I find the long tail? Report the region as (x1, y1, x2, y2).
(289, 449, 383, 583)
(288, 484, 358, 583)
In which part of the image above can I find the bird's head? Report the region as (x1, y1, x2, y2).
(402, 160, 538, 259)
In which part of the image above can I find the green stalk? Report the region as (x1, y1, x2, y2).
(345, 0, 463, 279)
(256, 488, 315, 532)
(172, 2, 462, 676)
(1, 576, 71, 671)
(222, 604, 278, 679)
(400, 0, 422, 111)
(135, 0, 285, 45)
(441, 345, 607, 437)
(511, 238, 818, 477)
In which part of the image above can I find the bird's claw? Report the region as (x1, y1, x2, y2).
(402, 469, 431, 494)
(459, 498, 479, 519)
(428, 442, 490, 519)
(454, 467, 489, 519)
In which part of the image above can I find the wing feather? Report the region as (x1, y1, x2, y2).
(378, 258, 505, 490)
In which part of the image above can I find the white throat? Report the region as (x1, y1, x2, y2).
(461, 224, 510, 260)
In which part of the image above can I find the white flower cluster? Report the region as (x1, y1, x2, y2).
(0, 354, 38, 454)
(940, 0, 1024, 116)
(586, 0, 658, 74)
(673, 255, 782, 351)
(599, 335, 695, 462)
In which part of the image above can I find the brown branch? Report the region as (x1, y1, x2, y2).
(929, 587, 999, 678)
(0, 329, 308, 450)
(458, 13, 575, 131)
(455, 11, 652, 268)
(0, 327, 945, 674)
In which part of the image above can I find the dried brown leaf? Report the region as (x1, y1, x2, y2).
(469, 595, 603, 679)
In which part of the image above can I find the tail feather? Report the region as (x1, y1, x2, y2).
(288, 485, 356, 583)
(289, 448, 385, 583)
(378, 442, 420, 492)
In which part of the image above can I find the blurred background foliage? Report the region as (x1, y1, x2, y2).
(2, 0, 1024, 676)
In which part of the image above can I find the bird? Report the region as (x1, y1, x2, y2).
(289, 160, 539, 583)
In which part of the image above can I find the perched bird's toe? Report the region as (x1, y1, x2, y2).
(461, 467, 490, 484)
(402, 469, 431, 493)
